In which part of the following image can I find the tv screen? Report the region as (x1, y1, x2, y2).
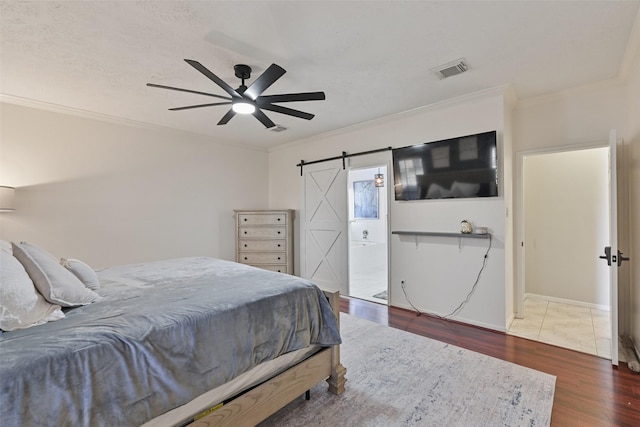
(392, 131, 498, 200)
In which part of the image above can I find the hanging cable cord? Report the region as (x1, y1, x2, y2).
(400, 234, 492, 319)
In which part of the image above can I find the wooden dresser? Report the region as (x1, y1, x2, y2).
(234, 209, 294, 275)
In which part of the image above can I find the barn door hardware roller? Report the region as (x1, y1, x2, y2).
(297, 147, 392, 176)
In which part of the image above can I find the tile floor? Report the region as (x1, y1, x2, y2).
(349, 267, 388, 305)
(508, 298, 611, 359)
(349, 242, 388, 305)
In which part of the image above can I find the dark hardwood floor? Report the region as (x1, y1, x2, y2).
(340, 296, 640, 427)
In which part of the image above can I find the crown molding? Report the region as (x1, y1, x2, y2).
(0, 93, 165, 131)
(269, 85, 509, 153)
(0, 94, 267, 152)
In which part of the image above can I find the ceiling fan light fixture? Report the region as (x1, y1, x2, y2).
(148, 60, 325, 128)
(232, 100, 255, 114)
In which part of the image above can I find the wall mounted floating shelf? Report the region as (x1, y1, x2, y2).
(392, 231, 491, 239)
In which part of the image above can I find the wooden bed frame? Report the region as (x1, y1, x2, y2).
(182, 289, 346, 426)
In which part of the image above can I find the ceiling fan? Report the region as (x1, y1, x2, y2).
(147, 60, 325, 128)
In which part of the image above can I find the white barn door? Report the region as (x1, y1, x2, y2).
(300, 161, 348, 295)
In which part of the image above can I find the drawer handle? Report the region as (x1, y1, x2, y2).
(244, 231, 247, 234)
(277, 218, 281, 221)
(277, 244, 281, 247)
(244, 218, 247, 221)
(277, 257, 281, 260)
(244, 244, 247, 247)
(244, 257, 248, 260)
(277, 269, 282, 273)
(277, 231, 281, 234)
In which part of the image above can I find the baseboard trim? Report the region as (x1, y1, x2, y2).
(391, 301, 507, 332)
(525, 293, 609, 312)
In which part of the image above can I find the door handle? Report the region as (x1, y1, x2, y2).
(599, 246, 612, 266)
(617, 250, 630, 267)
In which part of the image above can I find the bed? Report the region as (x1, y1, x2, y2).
(0, 252, 346, 427)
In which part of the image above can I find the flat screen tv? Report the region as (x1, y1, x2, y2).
(392, 130, 498, 201)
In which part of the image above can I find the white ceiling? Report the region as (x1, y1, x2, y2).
(1, 1, 639, 150)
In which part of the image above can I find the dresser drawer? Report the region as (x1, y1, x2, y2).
(237, 213, 287, 225)
(239, 252, 287, 264)
(239, 227, 286, 239)
(258, 265, 289, 274)
(238, 240, 286, 251)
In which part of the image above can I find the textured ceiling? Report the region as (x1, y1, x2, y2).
(1, 1, 639, 149)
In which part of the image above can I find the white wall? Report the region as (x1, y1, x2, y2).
(0, 102, 269, 268)
(270, 89, 508, 331)
(524, 148, 609, 306)
(513, 83, 628, 152)
(391, 198, 504, 330)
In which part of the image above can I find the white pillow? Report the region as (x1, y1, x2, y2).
(0, 240, 11, 254)
(0, 251, 65, 331)
(61, 258, 100, 291)
(11, 242, 99, 307)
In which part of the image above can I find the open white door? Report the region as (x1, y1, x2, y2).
(602, 130, 619, 366)
(300, 161, 348, 295)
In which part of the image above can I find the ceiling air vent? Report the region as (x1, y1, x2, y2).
(432, 59, 469, 79)
(269, 125, 288, 132)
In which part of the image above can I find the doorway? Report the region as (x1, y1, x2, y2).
(509, 146, 611, 358)
(347, 165, 389, 305)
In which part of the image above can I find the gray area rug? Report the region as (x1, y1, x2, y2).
(261, 313, 555, 426)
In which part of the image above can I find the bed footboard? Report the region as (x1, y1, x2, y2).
(322, 289, 347, 395)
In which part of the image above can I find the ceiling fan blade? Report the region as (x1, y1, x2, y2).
(217, 109, 237, 125)
(244, 63, 286, 100)
(185, 59, 242, 98)
(252, 109, 276, 128)
(259, 104, 315, 120)
(146, 83, 232, 101)
(169, 102, 232, 111)
(257, 92, 325, 104)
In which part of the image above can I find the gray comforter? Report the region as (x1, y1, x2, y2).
(0, 257, 341, 427)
